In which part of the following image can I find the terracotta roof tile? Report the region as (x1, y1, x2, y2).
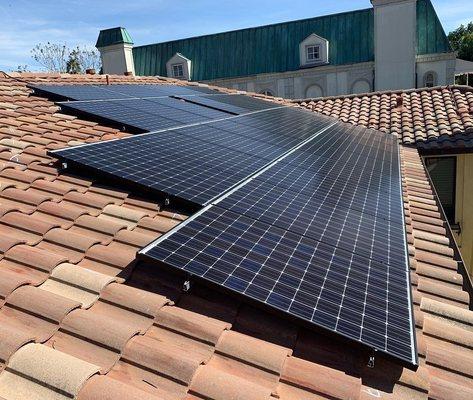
(295, 86, 473, 149)
(38, 228, 101, 264)
(39, 263, 118, 308)
(216, 330, 290, 374)
(281, 356, 361, 399)
(78, 241, 138, 277)
(77, 375, 162, 400)
(189, 364, 274, 400)
(0, 343, 99, 400)
(70, 214, 127, 245)
(155, 305, 230, 345)
(0, 73, 471, 400)
(48, 304, 142, 372)
(0, 285, 79, 342)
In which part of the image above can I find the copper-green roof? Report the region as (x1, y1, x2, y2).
(132, 0, 451, 81)
(96, 27, 133, 48)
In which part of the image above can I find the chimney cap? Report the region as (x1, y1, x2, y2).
(96, 27, 133, 48)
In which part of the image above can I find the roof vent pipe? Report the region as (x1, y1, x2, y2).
(396, 95, 403, 108)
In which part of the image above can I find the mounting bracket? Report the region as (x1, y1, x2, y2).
(367, 349, 377, 368)
(182, 279, 191, 292)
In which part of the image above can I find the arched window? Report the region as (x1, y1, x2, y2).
(305, 84, 324, 99)
(351, 79, 371, 94)
(259, 89, 274, 96)
(424, 71, 437, 88)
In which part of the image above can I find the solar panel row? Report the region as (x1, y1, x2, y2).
(59, 97, 230, 132)
(141, 122, 416, 365)
(52, 107, 332, 205)
(31, 83, 281, 132)
(144, 206, 413, 362)
(29, 83, 216, 101)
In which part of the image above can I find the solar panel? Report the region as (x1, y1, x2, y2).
(140, 122, 416, 366)
(58, 98, 230, 132)
(218, 124, 405, 267)
(28, 83, 218, 101)
(106, 84, 217, 97)
(175, 94, 280, 114)
(51, 107, 333, 205)
(29, 84, 133, 101)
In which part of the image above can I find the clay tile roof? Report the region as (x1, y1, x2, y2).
(295, 85, 473, 151)
(0, 72, 471, 399)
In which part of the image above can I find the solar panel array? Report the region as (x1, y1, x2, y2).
(30, 84, 280, 132)
(141, 122, 416, 366)
(52, 107, 331, 205)
(59, 97, 230, 132)
(41, 83, 415, 366)
(29, 83, 217, 101)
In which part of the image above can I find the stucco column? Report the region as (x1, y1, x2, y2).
(371, 0, 417, 90)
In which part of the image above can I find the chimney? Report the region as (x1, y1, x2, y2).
(371, 0, 417, 91)
(96, 27, 135, 76)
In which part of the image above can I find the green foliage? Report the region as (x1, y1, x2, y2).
(66, 48, 81, 74)
(31, 43, 101, 73)
(448, 22, 473, 61)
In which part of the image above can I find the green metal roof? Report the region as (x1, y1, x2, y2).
(96, 27, 133, 48)
(417, 0, 451, 55)
(132, 1, 451, 81)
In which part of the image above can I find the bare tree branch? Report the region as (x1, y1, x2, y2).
(31, 43, 101, 73)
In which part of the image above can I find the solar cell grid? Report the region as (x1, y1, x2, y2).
(217, 178, 405, 268)
(144, 206, 414, 363)
(53, 107, 337, 204)
(54, 126, 273, 204)
(175, 94, 279, 114)
(140, 118, 415, 365)
(102, 83, 216, 97)
(29, 83, 218, 101)
(29, 84, 133, 101)
(59, 97, 230, 132)
(50, 89, 415, 365)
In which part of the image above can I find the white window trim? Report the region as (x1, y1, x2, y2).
(306, 44, 321, 63)
(172, 63, 184, 78)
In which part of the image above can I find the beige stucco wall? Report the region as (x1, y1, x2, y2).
(372, 0, 417, 90)
(98, 43, 135, 75)
(454, 153, 473, 275)
(207, 62, 375, 99)
(416, 53, 457, 88)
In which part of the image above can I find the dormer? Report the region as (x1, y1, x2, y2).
(299, 33, 329, 68)
(166, 53, 192, 80)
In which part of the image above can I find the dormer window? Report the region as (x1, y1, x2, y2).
(306, 45, 321, 62)
(166, 53, 192, 80)
(299, 33, 329, 68)
(172, 63, 184, 78)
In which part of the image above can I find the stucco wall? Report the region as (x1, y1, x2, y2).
(416, 53, 456, 87)
(208, 62, 374, 99)
(98, 43, 135, 75)
(455, 154, 473, 275)
(372, 0, 417, 90)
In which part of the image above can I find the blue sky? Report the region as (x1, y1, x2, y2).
(1, 0, 472, 71)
